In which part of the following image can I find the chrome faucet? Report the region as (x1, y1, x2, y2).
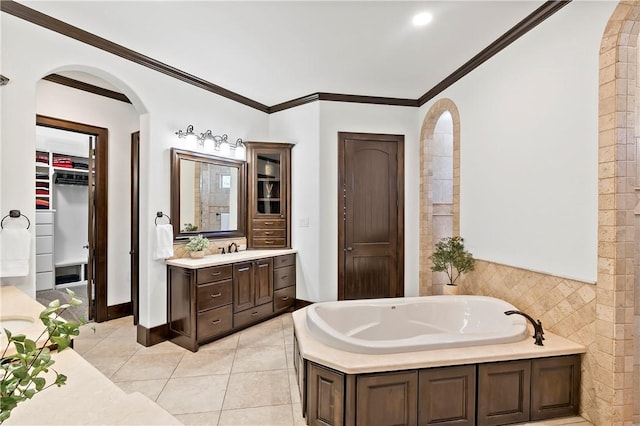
(228, 242, 238, 253)
(504, 310, 545, 346)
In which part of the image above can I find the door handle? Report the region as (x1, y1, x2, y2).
(83, 245, 89, 249)
(344, 247, 353, 252)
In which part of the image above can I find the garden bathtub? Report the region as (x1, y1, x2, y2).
(305, 295, 529, 354)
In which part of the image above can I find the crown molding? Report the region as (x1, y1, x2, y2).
(2, 0, 570, 113)
(43, 74, 132, 104)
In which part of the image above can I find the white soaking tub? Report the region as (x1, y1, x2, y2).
(305, 295, 529, 354)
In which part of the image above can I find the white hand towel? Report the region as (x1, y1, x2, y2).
(0, 228, 31, 277)
(154, 224, 174, 260)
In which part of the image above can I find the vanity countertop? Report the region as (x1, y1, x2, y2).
(1, 285, 54, 356)
(166, 248, 297, 269)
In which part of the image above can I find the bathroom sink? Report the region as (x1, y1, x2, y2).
(0, 316, 36, 334)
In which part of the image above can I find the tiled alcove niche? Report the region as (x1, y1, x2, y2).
(419, 3, 640, 424)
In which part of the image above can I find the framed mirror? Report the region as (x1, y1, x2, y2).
(170, 148, 246, 240)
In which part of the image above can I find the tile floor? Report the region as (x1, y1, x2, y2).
(73, 314, 593, 426)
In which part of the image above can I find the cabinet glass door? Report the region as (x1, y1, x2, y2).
(256, 153, 282, 215)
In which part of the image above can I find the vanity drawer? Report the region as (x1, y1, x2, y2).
(274, 254, 295, 269)
(197, 280, 232, 312)
(253, 219, 285, 229)
(197, 305, 233, 342)
(234, 302, 274, 329)
(251, 237, 286, 248)
(253, 229, 285, 238)
(196, 265, 232, 285)
(274, 286, 296, 312)
(274, 265, 295, 290)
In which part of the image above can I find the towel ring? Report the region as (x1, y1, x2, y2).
(1, 210, 31, 230)
(155, 211, 171, 226)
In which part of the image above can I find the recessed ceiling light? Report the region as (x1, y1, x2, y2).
(412, 12, 433, 27)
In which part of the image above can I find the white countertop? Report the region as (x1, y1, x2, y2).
(293, 308, 586, 375)
(0, 285, 180, 425)
(166, 248, 297, 269)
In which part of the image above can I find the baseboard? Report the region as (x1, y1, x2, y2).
(107, 301, 132, 320)
(294, 299, 313, 310)
(137, 323, 168, 347)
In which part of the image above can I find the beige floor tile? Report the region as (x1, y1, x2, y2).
(218, 404, 294, 426)
(77, 321, 118, 340)
(173, 411, 220, 426)
(281, 313, 293, 327)
(81, 354, 130, 378)
(199, 333, 239, 351)
(288, 368, 300, 404)
(107, 321, 137, 338)
(284, 327, 294, 346)
(83, 336, 143, 358)
(285, 344, 295, 369)
(116, 378, 168, 401)
(223, 370, 291, 410)
(156, 375, 229, 415)
(232, 345, 287, 373)
(173, 348, 236, 378)
(71, 338, 100, 355)
(111, 352, 183, 382)
(135, 340, 190, 356)
(238, 325, 284, 348)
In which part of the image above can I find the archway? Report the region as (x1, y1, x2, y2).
(418, 98, 461, 296)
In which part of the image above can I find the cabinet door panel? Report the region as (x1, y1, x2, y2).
(418, 365, 476, 426)
(274, 265, 296, 290)
(274, 286, 296, 312)
(233, 262, 254, 312)
(197, 305, 233, 342)
(531, 356, 580, 420)
(197, 280, 232, 312)
(254, 258, 273, 306)
(357, 371, 418, 426)
(477, 360, 531, 426)
(307, 363, 344, 426)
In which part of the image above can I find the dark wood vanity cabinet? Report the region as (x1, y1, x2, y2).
(246, 142, 293, 249)
(300, 353, 580, 426)
(168, 253, 296, 351)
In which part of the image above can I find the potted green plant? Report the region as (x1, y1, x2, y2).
(185, 234, 209, 258)
(429, 236, 475, 292)
(0, 290, 85, 423)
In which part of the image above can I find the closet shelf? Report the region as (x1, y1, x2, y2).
(53, 166, 89, 174)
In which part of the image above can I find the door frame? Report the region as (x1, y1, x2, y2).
(36, 115, 109, 322)
(130, 131, 140, 325)
(337, 132, 405, 300)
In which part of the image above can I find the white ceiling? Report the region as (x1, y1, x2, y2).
(22, 1, 547, 106)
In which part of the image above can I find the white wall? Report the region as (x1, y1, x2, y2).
(270, 102, 320, 301)
(318, 102, 420, 300)
(37, 80, 138, 305)
(420, 2, 616, 283)
(1, 13, 270, 327)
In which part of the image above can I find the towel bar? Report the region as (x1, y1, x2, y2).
(155, 211, 172, 226)
(1, 210, 31, 229)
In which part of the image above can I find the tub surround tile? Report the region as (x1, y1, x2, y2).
(293, 308, 586, 375)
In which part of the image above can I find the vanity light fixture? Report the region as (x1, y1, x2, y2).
(175, 125, 245, 159)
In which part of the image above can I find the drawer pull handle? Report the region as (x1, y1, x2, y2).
(281, 275, 288, 280)
(251, 311, 259, 316)
(265, 231, 273, 235)
(238, 267, 250, 272)
(282, 296, 289, 301)
(266, 240, 274, 244)
(258, 263, 269, 268)
(211, 319, 221, 325)
(265, 222, 273, 225)
(211, 271, 221, 276)
(211, 292, 222, 298)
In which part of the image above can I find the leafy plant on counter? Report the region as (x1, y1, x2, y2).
(185, 234, 209, 252)
(429, 236, 475, 286)
(182, 223, 198, 232)
(0, 289, 86, 424)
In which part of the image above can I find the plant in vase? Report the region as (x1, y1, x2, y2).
(185, 234, 209, 258)
(0, 289, 85, 423)
(429, 236, 475, 292)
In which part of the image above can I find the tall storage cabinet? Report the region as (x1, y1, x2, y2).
(246, 142, 293, 249)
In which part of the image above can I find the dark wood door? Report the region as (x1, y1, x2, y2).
(254, 258, 273, 306)
(233, 262, 254, 312)
(130, 131, 140, 325)
(338, 132, 404, 300)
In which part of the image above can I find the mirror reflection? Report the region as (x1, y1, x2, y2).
(171, 148, 246, 240)
(179, 159, 239, 232)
